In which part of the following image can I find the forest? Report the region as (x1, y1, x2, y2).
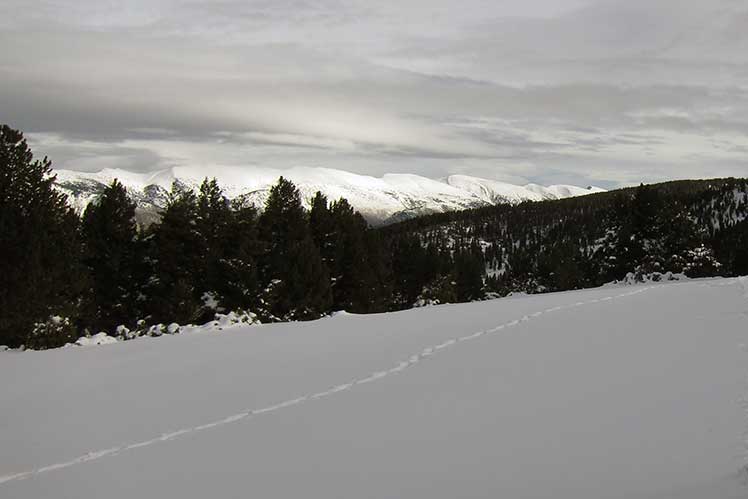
(2, 124, 747, 349)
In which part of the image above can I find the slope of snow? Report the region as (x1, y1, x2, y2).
(526, 182, 607, 199)
(55, 168, 176, 191)
(446, 175, 605, 205)
(54, 166, 604, 225)
(1, 278, 747, 498)
(446, 174, 547, 203)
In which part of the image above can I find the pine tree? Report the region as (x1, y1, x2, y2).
(194, 178, 233, 313)
(147, 184, 203, 324)
(390, 234, 441, 307)
(630, 183, 660, 241)
(593, 192, 640, 281)
(220, 198, 260, 313)
(309, 191, 335, 266)
(80, 179, 141, 333)
(328, 198, 374, 312)
(285, 236, 333, 319)
(453, 249, 485, 301)
(683, 245, 723, 278)
(714, 219, 748, 276)
(0, 125, 84, 348)
(209, 196, 259, 311)
(258, 178, 331, 320)
(362, 229, 393, 312)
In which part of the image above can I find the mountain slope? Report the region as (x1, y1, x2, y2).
(380, 177, 748, 296)
(54, 166, 603, 225)
(445, 174, 605, 204)
(1, 278, 747, 498)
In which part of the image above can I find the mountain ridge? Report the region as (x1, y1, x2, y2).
(54, 165, 605, 226)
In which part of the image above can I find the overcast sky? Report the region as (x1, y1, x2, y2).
(2, 0, 747, 188)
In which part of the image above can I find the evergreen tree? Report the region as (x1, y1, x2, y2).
(258, 178, 331, 320)
(220, 198, 260, 313)
(390, 234, 441, 306)
(362, 230, 393, 312)
(327, 198, 375, 312)
(309, 191, 335, 265)
(147, 185, 203, 324)
(453, 249, 485, 301)
(714, 220, 748, 276)
(81, 179, 141, 333)
(593, 193, 639, 281)
(284, 236, 333, 319)
(0, 125, 84, 347)
(630, 183, 660, 242)
(537, 242, 586, 291)
(682, 245, 723, 278)
(194, 178, 233, 315)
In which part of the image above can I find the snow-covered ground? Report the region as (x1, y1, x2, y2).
(1, 278, 747, 498)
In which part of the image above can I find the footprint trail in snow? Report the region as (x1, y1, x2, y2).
(0, 286, 653, 486)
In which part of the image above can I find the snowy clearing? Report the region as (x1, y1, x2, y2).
(1, 278, 747, 498)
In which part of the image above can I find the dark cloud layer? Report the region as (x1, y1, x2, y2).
(2, 0, 747, 187)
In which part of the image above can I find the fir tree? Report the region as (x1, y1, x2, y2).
(390, 234, 442, 307)
(0, 125, 84, 347)
(328, 198, 373, 312)
(284, 236, 333, 319)
(195, 178, 233, 313)
(361, 229, 393, 312)
(453, 249, 485, 301)
(714, 219, 748, 276)
(258, 178, 331, 320)
(81, 179, 141, 333)
(309, 191, 335, 265)
(220, 198, 260, 313)
(147, 184, 203, 324)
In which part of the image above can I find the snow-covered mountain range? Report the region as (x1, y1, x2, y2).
(54, 166, 605, 226)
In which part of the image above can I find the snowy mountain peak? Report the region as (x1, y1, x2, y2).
(54, 166, 605, 226)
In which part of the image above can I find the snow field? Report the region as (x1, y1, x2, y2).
(1, 278, 747, 498)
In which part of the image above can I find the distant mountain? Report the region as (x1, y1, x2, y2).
(444, 175, 604, 204)
(54, 166, 604, 226)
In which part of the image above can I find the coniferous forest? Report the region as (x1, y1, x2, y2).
(2, 124, 748, 349)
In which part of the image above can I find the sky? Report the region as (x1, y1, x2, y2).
(2, 0, 747, 188)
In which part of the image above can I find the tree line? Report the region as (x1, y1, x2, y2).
(2, 124, 748, 349)
(2, 126, 404, 348)
(382, 177, 748, 299)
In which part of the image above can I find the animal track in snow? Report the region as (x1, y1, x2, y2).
(0, 286, 653, 486)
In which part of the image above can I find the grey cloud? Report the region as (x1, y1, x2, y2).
(2, 0, 748, 186)
(26, 134, 169, 173)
